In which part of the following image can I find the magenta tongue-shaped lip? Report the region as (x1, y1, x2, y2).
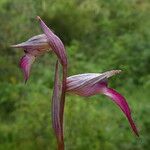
(19, 54, 35, 83)
(66, 70, 139, 136)
(102, 87, 139, 136)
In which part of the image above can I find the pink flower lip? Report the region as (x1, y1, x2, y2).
(66, 70, 139, 136)
(19, 54, 35, 83)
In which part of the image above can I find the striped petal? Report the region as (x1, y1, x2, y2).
(67, 70, 121, 92)
(19, 54, 35, 83)
(37, 16, 67, 66)
(11, 34, 50, 56)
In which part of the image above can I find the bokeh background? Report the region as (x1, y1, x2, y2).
(0, 0, 150, 149)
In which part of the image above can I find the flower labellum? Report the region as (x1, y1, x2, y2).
(66, 70, 139, 136)
(19, 54, 35, 83)
(12, 17, 68, 149)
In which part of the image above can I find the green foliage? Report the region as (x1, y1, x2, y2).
(0, 0, 150, 149)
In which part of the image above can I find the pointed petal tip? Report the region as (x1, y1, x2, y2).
(11, 44, 19, 48)
(36, 16, 41, 21)
(104, 69, 122, 79)
(128, 116, 139, 137)
(11, 43, 26, 48)
(115, 70, 122, 73)
(24, 79, 28, 84)
(111, 69, 122, 75)
(135, 129, 140, 137)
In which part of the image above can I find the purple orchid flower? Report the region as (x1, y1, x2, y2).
(12, 17, 68, 149)
(66, 70, 139, 136)
(12, 34, 50, 82)
(11, 17, 139, 150)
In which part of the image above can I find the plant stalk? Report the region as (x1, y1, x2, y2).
(59, 64, 67, 149)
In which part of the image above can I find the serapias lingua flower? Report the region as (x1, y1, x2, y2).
(12, 34, 50, 82)
(12, 17, 68, 149)
(12, 17, 68, 83)
(66, 70, 139, 136)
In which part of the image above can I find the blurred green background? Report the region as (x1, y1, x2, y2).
(0, 0, 150, 149)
